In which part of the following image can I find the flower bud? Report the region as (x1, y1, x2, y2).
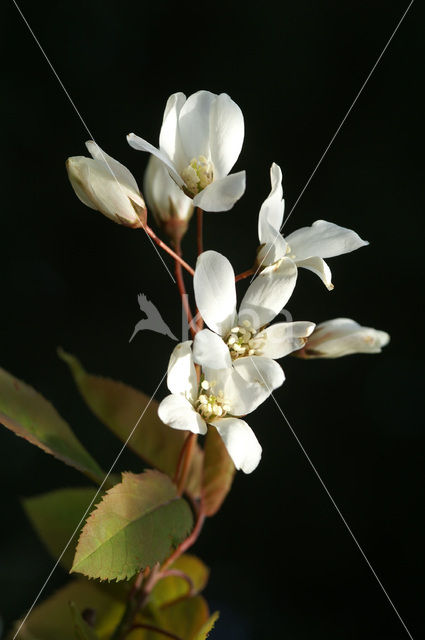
(66, 141, 147, 228)
(144, 155, 194, 242)
(297, 318, 390, 359)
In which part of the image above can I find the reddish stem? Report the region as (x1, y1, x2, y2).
(162, 501, 205, 572)
(196, 207, 203, 256)
(235, 267, 255, 282)
(176, 433, 197, 496)
(174, 239, 196, 339)
(144, 226, 195, 276)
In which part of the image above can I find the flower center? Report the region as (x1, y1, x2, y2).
(225, 320, 266, 360)
(195, 379, 230, 420)
(181, 156, 214, 196)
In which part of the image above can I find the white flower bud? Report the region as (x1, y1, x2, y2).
(143, 155, 194, 241)
(298, 318, 390, 359)
(66, 141, 146, 228)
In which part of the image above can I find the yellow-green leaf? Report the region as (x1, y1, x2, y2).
(202, 425, 235, 516)
(59, 349, 203, 496)
(134, 595, 210, 640)
(194, 611, 220, 639)
(8, 579, 125, 640)
(149, 554, 209, 608)
(71, 470, 193, 581)
(0, 367, 103, 483)
(23, 487, 100, 570)
(69, 602, 99, 640)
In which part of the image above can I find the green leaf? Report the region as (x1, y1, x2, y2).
(71, 470, 194, 581)
(136, 595, 210, 640)
(202, 425, 235, 516)
(59, 349, 203, 496)
(69, 602, 99, 640)
(194, 611, 220, 640)
(149, 554, 209, 608)
(8, 579, 125, 640)
(23, 487, 101, 570)
(0, 366, 103, 483)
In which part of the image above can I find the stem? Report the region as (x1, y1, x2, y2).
(162, 501, 205, 572)
(174, 239, 196, 339)
(196, 207, 203, 256)
(145, 226, 195, 276)
(111, 565, 160, 640)
(128, 625, 183, 640)
(235, 267, 255, 282)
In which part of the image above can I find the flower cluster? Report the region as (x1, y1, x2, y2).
(66, 89, 389, 475)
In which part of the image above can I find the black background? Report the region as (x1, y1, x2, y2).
(1, 1, 424, 638)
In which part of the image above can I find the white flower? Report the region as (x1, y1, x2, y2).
(144, 156, 194, 239)
(127, 90, 246, 213)
(298, 318, 390, 358)
(192, 250, 315, 394)
(66, 141, 146, 228)
(257, 163, 369, 289)
(158, 342, 262, 474)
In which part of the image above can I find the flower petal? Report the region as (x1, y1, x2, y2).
(209, 93, 244, 179)
(159, 92, 187, 172)
(203, 366, 270, 416)
(158, 394, 207, 434)
(178, 90, 216, 160)
(258, 163, 285, 243)
(296, 256, 333, 290)
(260, 321, 316, 359)
(286, 220, 368, 260)
(209, 418, 262, 474)
(233, 355, 285, 393)
(167, 341, 198, 403)
(304, 318, 390, 358)
(239, 257, 297, 329)
(127, 133, 184, 188)
(193, 329, 232, 370)
(256, 233, 288, 267)
(194, 251, 237, 337)
(193, 171, 246, 212)
(86, 141, 142, 202)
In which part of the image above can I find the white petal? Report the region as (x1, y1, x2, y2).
(239, 257, 297, 329)
(127, 133, 184, 188)
(233, 356, 285, 393)
(210, 418, 262, 474)
(158, 394, 207, 434)
(159, 92, 187, 171)
(204, 366, 271, 416)
(304, 318, 390, 358)
(286, 220, 368, 260)
(143, 155, 194, 223)
(258, 163, 285, 243)
(86, 141, 142, 202)
(193, 329, 232, 370)
(296, 256, 333, 290)
(209, 93, 244, 179)
(260, 321, 316, 359)
(256, 233, 288, 267)
(167, 341, 198, 403)
(193, 171, 246, 212)
(178, 90, 216, 160)
(194, 251, 237, 336)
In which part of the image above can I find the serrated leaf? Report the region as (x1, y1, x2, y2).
(71, 470, 194, 581)
(0, 367, 103, 483)
(69, 602, 99, 640)
(136, 595, 210, 640)
(150, 554, 209, 608)
(59, 349, 203, 496)
(8, 579, 125, 640)
(194, 611, 220, 639)
(202, 425, 235, 516)
(23, 487, 100, 570)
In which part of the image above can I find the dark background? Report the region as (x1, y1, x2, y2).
(1, 1, 423, 638)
